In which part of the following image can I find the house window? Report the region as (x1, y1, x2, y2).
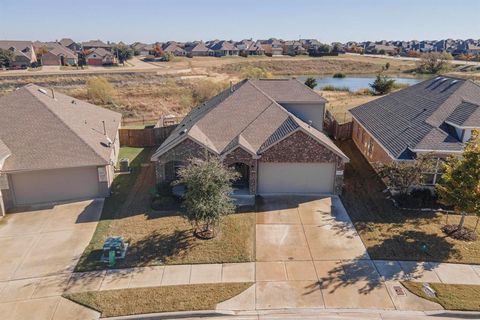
(421, 157, 444, 186)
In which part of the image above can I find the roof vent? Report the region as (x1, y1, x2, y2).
(179, 128, 187, 135)
(38, 88, 48, 95)
(451, 80, 458, 84)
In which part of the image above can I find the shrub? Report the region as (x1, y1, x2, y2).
(370, 74, 396, 95)
(304, 77, 317, 89)
(333, 72, 346, 78)
(321, 85, 350, 92)
(86, 77, 116, 104)
(417, 52, 452, 74)
(241, 66, 272, 79)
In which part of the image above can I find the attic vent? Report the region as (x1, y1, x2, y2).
(179, 128, 187, 135)
(440, 78, 448, 82)
(38, 88, 48, 94)
(71, 100, 76, 104)
(451, 80, 458, 84)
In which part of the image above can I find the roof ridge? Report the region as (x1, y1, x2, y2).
(23, 86, 109, 165)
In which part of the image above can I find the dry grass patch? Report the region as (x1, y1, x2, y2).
(402, 282, 480, 311)
(64, 283, 253, 317)
(320, 90, 379, 123)
(339, 140, 480, 264)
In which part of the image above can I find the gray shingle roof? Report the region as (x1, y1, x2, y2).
(152, 79, 347, 161)
(445, 101, 480, 128)
(0, 85, 122, 172)
(250, 79, 327, 103)
(350, 76, 480, 159)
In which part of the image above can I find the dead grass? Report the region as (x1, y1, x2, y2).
(320, 90, 379, 123)
(64, 283, 253, 317)
(215, 55, 416, 76)
(402, 281, 480, 311)
(338, 140, 480, 264)
(75, 149, 255, 271)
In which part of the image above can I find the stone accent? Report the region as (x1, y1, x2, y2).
(223, 147, 257, 194)
(155, 138, 209, 183)
(352, 119, 394, 164)
(260, 131, 341, 164)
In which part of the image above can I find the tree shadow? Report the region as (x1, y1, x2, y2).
(120, 229, 195, 267)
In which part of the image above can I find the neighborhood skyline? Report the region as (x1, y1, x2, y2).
(0, 0, 479, 43)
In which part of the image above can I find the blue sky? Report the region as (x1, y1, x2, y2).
(0, 0, 479, 43)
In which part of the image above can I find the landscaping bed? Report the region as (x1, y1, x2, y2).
(402, 281, 480, 311)
(338, 140, 480, 264)
(64, 283, 253, 317)
(75, 147, 255, 272)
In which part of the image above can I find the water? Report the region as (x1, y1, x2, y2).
(297, 75, 423, 91)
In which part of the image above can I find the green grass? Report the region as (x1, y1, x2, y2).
(75, 147, 150, 272)
(402, 281, 480, 311)
(64, 283, 253, 317)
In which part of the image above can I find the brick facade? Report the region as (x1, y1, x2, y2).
(223, 147, 257, 194)
(155, 131, 346, 195)
(260, 131, 341, 164)
(155, 138, 209, 183)
(352, 118, 394, 164)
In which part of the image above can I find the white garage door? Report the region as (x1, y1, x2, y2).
(11, 167, 100, 205)
(258, 162, 335, 194)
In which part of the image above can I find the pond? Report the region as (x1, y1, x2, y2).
(297, 75, 424, 92)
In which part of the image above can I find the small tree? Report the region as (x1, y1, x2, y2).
(86, 77, 116, 104)
(436, 131, 480, 240)
(376, 155, 434, 197)
(162, 52, 174, 62)
(0, 48, 14, 68)
(113, 45, 133, 65)
(177, 157, 239, 239)
(370, 74, 396, 95)
(417, 52, 452, 74)
(304, 77, 318, 89)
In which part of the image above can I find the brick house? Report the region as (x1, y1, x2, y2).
(350, 76, 480, 186)
(151, 79, 349, 195)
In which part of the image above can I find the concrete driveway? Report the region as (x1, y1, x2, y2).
(254, 196, 438, 311)
(0, 200, 103, 320)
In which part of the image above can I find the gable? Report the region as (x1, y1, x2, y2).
(260, 131, 340, 163)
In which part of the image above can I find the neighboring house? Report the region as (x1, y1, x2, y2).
(0, 40, 37, 67)
(259, 39, 284, 56)
(209, 41, 239, 57)
(82, 39, 111, 51)
(151, 79, 348, 196)
(86, 48, 117, 65)
(185, 41, 212, 57)
(41, 44, 78, 66)
(350, 76, 480, 186)
(0, 84, 122, 216)
(235, 40, 264, 56)
(162, 42, 186, 56)
(283, 41, 307, 56)
(365, 44, 398, 55)
(59, 38, 81, 52)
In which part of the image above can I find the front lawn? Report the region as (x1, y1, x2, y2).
(75, 147, 255, 272)
(402, 281, 480, 311)
(338, 140, 480, 264)
(64, 283, 253, 317)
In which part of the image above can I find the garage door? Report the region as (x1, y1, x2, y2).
(258, 162, 335, 194)
(11, 167, 100, 205)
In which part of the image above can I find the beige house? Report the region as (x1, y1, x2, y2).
(0, 85, 122, 216)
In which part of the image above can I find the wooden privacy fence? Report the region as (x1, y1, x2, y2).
(119, 125, 177, 147)
(324, 110, 353, 141)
